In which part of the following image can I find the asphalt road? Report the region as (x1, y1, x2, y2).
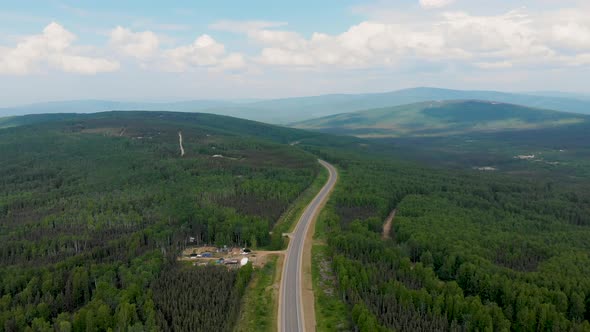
(279, 160, 338, 332)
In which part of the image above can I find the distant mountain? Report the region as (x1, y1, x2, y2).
(245, 87, 590, 121)
(0, 100, 304, 124)
(293, 100, 589, 137)
(2, 87, 590, 124)
(524, 91, 590, 101)
(0, 99, 237, 116)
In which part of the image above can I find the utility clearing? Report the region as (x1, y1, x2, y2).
(382, 209, 396, 240)
(178, 131, 185, 157)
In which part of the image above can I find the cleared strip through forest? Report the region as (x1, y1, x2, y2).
(178, 131, 185, 156)
(382, 209, 396, 240)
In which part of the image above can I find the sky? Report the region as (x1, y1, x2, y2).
(0, 0, 589, 106)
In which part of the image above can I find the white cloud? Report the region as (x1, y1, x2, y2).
(217, 53, 246, 71)
(439, 10, 556, 60)
(474, 61, 513, 69)
(0, 22, 119, 75)
(164, 34, 227, 69)
(221, 7, 589, 71)
(252, 21, 463, 68)
(210, 20, 287, 33)
(49, 54, 121, 74)
(419, 0, 456, 9)
(552, 23, 590, 50)
(109, 27, 246, 72)
(110, 26, 159, 59)
(5, 5, 590, 79)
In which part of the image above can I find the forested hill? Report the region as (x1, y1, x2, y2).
(4, 88, 590, 124)
(0, 111, 331, 331)
(3, 109, 590, 331)
(293, 100, 589, 137)
(0, 111, 307, 142)
(0, 111, 366, 149)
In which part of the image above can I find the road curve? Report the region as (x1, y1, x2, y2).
(279, 159, 338, 332)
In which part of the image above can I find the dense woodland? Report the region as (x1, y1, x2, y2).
(316, 151, 590, 331)
(3, 111, 590, 331)
(0, 112, 318, 331)
(376, 120, 590, 179)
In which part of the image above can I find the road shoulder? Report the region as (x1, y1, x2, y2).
(235, 254, 284, 332)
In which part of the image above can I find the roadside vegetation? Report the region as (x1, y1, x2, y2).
(267, 166, 328, 250)
(311, 244, 351, 332)
(234, 256, 281, 332)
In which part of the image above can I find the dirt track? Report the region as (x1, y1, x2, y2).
(382, 209, 396, 240)
(178, 131, 185, 157)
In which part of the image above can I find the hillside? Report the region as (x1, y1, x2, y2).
(249, 87, 590, 121)
(293, 100, 589, 137)
(3, 110, 590, 331)
(0, 111, 331, 331)
(2, 87, 590, 124)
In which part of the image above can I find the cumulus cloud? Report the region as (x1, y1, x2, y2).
(439, 10, 556, 59)
(0, 22, 119, 75)
(164, 35, 245, 70)
(109, 27, 245, 72)
(216, 7, 590, 71)
(419, 0, 456, 9)
(252, 21, 463, 68)
(110, 26, 159, 59)
(552, 23, 590, 50)
(7, 6, 589, 77)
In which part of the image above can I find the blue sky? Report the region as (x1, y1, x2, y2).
(0, 0, 589, 106)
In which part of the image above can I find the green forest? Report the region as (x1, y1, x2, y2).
(314, 149, 590, 331)
(2, 110, 590, 331)
(0, 112, 319, 331)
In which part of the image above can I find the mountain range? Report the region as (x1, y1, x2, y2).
(2, 87, 589, 124)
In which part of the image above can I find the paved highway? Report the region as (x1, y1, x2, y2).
(279, 160, 338, 332)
